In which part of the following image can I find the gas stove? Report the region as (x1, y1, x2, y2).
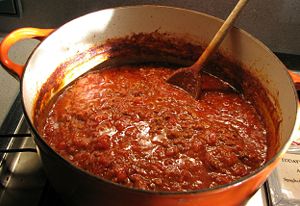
(0, 53, 299, 206)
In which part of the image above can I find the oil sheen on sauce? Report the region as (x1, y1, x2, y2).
(40, 65, 267, 192)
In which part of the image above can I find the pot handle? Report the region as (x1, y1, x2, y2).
(288, 70, 300, 91)
(0, 28, 54, 79)
(288, 70, 300, 146)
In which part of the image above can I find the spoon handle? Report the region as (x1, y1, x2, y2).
(192, 0, 249, 73)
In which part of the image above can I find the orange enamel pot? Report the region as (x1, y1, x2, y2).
(1, 5, 299, 206)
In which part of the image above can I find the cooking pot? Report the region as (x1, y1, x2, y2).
(0, 5, 299, 206)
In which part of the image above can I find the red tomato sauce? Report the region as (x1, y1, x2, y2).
(39, 65, 267, 192)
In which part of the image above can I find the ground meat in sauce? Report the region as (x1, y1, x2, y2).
(40, 65, 267, 192)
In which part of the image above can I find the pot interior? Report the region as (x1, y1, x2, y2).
(22, 5, 297, 177)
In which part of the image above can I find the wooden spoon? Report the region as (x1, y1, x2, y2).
(167, 0, 249, 98)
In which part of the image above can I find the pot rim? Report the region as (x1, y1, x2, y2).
(20, 4, 298, 196)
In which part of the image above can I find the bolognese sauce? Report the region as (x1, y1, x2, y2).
(38, 65, 267, 192)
